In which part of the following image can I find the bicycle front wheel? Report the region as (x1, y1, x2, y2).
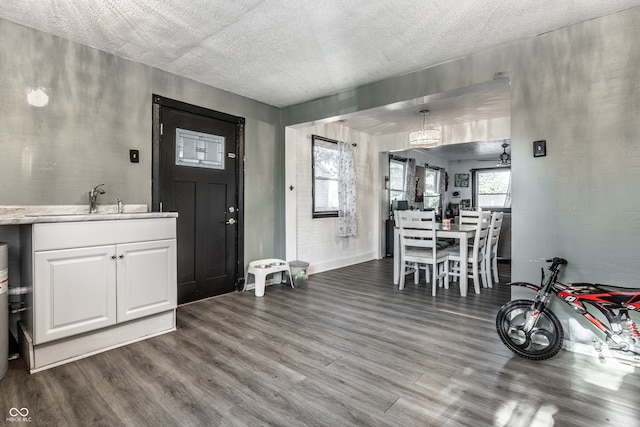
(496, 299, 564, 360)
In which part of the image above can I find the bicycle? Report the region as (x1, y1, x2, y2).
(496, 257, 640, 360)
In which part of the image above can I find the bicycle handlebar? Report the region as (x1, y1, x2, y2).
(546, 257, 567, 268)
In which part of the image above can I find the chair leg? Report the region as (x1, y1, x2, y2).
(444, 260, 449, 290)
(472, 262, 481, 294)
(449, 260, 459, 283)
(492, 256, 499, 283)
(431, 263, 437, 296)
(414, 262, 419, 284)
(484, 257, 493, 288)
(480, 259, 489, 289)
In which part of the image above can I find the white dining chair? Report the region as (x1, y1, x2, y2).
(395, 210, 430, 283)
(484, 211, 504, 287)
(456, 209, 491, 282)
(396, 210, 449, 296)
(459, 209, 491, 225)
(445, 211, 491, 294)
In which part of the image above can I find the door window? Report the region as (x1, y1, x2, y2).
(175, 128, 225, 170)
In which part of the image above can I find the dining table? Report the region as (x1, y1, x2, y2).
(393, 222, 477, 297)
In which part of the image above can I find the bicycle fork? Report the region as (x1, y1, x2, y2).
(523, 309, 541, 332)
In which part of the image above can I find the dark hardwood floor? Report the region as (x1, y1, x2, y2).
(1, 259, 638, 426)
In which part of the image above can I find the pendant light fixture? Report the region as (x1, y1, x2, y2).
(409, 110, 440, 145)
(498, 141, 511, 166)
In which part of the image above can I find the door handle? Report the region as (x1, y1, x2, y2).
(226, 218, 237, 225)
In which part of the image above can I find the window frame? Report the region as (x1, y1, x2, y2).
(422, 166, 441, 211)
(388, 156, 407, 202)
(472, 167, 511, 209)
(312, 135, 340, 218)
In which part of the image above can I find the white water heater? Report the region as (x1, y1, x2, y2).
(0, 243, 8, 380)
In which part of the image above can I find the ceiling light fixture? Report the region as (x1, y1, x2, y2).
(409, 110, 440, 145)
(498, 141, 511, 166)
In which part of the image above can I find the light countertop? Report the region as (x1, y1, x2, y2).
(0, 205, 178, 225)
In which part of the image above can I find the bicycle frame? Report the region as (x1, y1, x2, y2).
(508, 258, 640, 354)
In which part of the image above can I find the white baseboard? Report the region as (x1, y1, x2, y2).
(307, 252, 377, 275)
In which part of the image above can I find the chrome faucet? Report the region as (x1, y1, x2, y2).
(89, 184, 105, 213)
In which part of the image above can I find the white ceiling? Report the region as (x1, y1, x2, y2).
(313, 78, 513, 160)
(1, 0, 638, 159)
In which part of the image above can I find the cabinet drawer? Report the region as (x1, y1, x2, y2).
(33, 218, 176, 251)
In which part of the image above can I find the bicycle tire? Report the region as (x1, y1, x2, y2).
(496, 299, 564, 360)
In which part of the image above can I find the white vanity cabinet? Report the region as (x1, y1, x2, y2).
(20, 217, 177, 372)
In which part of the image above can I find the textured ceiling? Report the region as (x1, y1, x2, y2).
(1, 0, 639, 108)
(1, 1, 638, 161)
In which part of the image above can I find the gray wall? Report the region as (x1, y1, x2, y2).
(0, 18, 286, 266)
(3, 6, 640, 341)
(510, 9, 640, 286)
(282, 8, 640, 341)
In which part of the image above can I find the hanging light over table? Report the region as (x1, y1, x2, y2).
(409, 110, 440, 145)
(498, 141, 511, 166)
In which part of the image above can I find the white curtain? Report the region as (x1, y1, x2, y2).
(337, 141, 357, 237)
(406, 158, 416, 208)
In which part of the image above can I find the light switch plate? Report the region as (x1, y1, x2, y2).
(129, 149, 139, 163)
(533, 140, 546, 157)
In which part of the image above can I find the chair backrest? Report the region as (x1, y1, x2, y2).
(459, 209, 491, 226)
(486, 211, 504, 258)
(392, 209, 416, 227)
(469, 211, 491, 259)
(396, 211, 437, 261)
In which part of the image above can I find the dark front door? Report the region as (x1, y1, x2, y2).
(153, 96, 244, 304)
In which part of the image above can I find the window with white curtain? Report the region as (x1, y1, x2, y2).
(311, 134, 358, 236)
(473, 168, 511, 208)
(312, 135, 340, 218)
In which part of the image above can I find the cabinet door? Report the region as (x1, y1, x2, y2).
(116, 239, 177, 322)
(34, 246, 117, 344)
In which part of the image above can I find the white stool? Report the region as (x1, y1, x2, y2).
(244, 259, 293, 297)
